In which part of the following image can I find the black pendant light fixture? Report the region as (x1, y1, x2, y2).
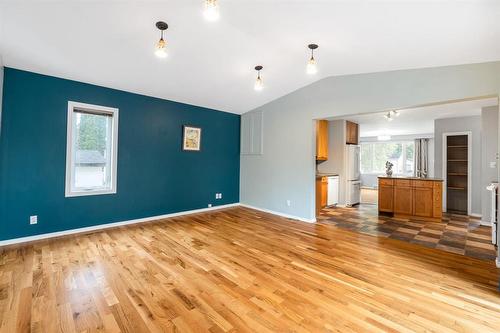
(155, 21, 169, 58)
(307, 44, 319, 74)
(254, 65, 264, 91)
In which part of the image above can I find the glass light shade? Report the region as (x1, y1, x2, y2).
(155, 39, 167, 58)
(307, 57, 318, 74)
(254, 76, 264, 91)
(204, 0, 220, 21)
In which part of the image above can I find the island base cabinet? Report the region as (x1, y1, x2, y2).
(378, 185, 394, 212)
(378, 177, 443, 222)
(413, 187, 433, 218)
(394, 186, 413, 216)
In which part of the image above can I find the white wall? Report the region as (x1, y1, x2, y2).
(240, 61, 500, 222)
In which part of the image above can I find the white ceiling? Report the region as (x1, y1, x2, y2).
(340, 97, 498, 137)
(1, 1, 500, 114)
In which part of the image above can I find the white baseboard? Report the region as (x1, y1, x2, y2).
(0, 203, 240, 247)
(469, 213, 482, 218)
(480, 220, 492, 226)
(240, 203, 316, 223)
(496, 257, 500, 268)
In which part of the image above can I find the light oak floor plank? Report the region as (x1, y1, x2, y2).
(0, 207, 499, 332)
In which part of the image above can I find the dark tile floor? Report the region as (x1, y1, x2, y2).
(318, 204, 497, 261)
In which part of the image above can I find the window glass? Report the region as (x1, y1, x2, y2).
(360, 141, 414, 175)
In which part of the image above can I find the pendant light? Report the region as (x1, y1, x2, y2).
(307, 44, 319, 75)
(154, 21, 168, 58)
(204, 0, 220, 21)
(384, 112, 394, 121)
(254, 65, 264, 91)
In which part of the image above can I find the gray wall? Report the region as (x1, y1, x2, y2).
(481, 106, 499, 222)
(434, 116, 481, 216)
(317, 120, 347, 204)
(240, 61, 500, 222)
(0, 64, 3, 136)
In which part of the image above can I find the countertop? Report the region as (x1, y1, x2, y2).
(378, 175, 443, 181)
(316, 173, 339, 178)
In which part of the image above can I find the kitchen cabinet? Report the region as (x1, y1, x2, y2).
(378, 178, 394, 212)
(378, 176, 443, 221)
(413, 181, 434, 218)
(316, 176, 328, 215)
(346, 121, 359, 145)
(394, 182, 413, 216)
(316, 120, 328, 161)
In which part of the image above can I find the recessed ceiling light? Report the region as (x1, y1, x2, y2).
(154, 21, 168, 58)
(307, 44, 319, 75)
(254, 65, 264, 91)
(204, 0, 220, 21)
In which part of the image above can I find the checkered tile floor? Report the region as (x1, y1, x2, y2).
(318, 204, 497, 261)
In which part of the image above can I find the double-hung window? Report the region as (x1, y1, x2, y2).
(65, 101, 119, 197)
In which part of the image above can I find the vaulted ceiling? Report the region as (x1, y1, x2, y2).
(1, 1, 499, 114)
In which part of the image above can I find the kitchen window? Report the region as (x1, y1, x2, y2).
(360, 141, 414, 175)
(65, 101, 119, 197)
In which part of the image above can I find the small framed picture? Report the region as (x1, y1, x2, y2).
(182, 125, 202, 151)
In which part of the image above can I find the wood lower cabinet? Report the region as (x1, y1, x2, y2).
(378, 186, 394, 212)
(378, 177, 443, 221)
(394, 185, 413, 216)
(413, 187, 433, 218)
(316, 120, 328, 161)
(316, 176, 328, 215)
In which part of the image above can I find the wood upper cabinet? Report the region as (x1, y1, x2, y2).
(316, 120, 328, 161)
(346, 121, 359, 145)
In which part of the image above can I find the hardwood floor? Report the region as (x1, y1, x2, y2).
(319, 204, 497, 261)
(0, 206, 499, 332)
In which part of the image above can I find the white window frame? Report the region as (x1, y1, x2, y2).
(65, 101, 119, 197)
(360, 141, 415, 175)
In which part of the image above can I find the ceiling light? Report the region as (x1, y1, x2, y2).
(204, 0, 220, 21)
(254, 65, 264, 91)
(384, 112, 393, 121)
(307, 44, 319, 75)
(154, 21, 168, 58)
(392, 110, 400, 117)
(378, 135, 391, 141)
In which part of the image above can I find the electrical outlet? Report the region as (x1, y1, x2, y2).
(286, 200, 291, 207)
(30, 215, 38, 225)
(208, 204, 212, 208)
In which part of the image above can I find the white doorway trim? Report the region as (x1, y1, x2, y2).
(442, 131, 472, 215)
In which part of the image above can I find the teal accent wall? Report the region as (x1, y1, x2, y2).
(0, 68, 240, 241)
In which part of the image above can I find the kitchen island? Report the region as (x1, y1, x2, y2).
(378, 176, 443, 221)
